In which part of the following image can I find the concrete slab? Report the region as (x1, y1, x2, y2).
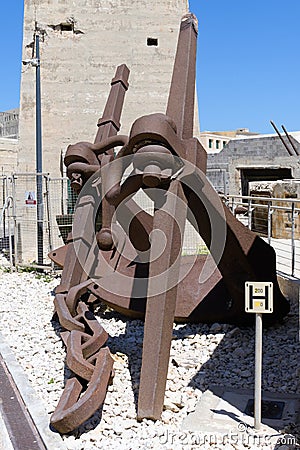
(182, 386, 300, 448)
(0, 410, 14, 450)
(0, 332, 66, 450)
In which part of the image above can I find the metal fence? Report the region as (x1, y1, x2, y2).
(224, 194, 300, 278)
(0, 173, 299, 279)
(0, 174, 77, 268)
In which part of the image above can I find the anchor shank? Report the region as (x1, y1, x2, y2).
(138, 180, 187, 420)
(166, 14, 198, 140)
(95, 64, 130, 145)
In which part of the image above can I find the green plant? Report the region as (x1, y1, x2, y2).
(17, 265, 37, 274)
(196, 244, 210, 255)
(181, 245, 210, 256)
(0, 265, 11, 273)
(35, 273, 53, 283)
(16, 265, 54, 282)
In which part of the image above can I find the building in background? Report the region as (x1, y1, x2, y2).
(0, 109, 19, 174)
(199, 128, 259, 153)
(0, 109, 19, 139)
(0, 138, 18, 174)
(18, 0, 195, 176)
(207, 132, 300, 195)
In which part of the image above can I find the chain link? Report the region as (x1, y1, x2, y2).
(50, 280, 114, 434)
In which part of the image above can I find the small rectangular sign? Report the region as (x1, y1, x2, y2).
(245, 282, 273, 313)
(25, 191, 36, 207)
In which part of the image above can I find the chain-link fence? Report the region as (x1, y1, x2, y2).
(47, 177, 78, 251)
(0, 176, 14, 266)
(0, 174, 77, 267)
(0, 173, 300, 278)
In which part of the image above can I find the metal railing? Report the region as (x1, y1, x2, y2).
(0, 174, 77, 268)
(224, 194, 300, 278)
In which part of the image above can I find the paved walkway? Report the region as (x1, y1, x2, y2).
(0, 353, 45, 449)
(0, 333, 66, 450)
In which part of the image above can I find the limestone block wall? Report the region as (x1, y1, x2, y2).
(0, 109, 19, 139)
(208, 134, 300, 195)
(0, 139, 18, 174)
(18, 0, 192, 176)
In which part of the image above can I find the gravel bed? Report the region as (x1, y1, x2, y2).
(0, 257, 299, 449)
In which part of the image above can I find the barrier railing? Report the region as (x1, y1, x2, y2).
(224, 194, 300, 278)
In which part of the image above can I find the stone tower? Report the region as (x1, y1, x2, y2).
(18, 0, 196, 176)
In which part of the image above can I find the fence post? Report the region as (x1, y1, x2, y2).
(291, 202, 295, 277)
(267, 201, 272, 245)
(2, 176, 6, 240)
(11, 175, 19, 265)
(248, 198, 252, 230)
(0, 196, 14, 270)
(7, 201, 13, 271)
(36, 173, 44, 265)
(45, 175, 53, 256)
(230, 196, 235, 213)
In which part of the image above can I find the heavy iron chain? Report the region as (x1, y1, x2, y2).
(50, 281, 114, 434)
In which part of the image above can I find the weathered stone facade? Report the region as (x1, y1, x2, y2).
(0, 138, 18, 174)
(207, 134, 300, 195)
(0, 109, 19, 139)
(18, 0, 193, 176)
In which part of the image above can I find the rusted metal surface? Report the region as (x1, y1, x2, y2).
(166, 13, 198, 140)
(138, 180, 187, 420)
(270, 120, 296, 156)
(50, 347, 113, 434)
(48, 244, 67, 267)
(95, 64, 129, 142)
(281, 124, 300, 156)
(49, 13, 289, 431)
(49, 64, 130, 433)
(51, 294, 114, 434)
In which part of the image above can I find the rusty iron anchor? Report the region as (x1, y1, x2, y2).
(49, 13, 289, 431)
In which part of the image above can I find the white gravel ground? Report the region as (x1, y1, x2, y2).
(0, 256, 299, 449)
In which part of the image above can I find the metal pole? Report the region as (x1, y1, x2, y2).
(2, 176, 6, 238)
(254, 312, 263, 430)
(291, 202, 295, 277)
(248, 199, 252, 230)
(11, 176, 18, 265)
(0, 196, 13, 269)
(35, 34, 43, 265)
(60, 150, 65, 216)
(281, 125, 300, 156)
(8, 206, 13, 272)
(267, 201, 272, 245)
(270, 120, 294, 156)
(44, 175, 53, 253)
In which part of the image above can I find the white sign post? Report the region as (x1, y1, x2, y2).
(245, 281, 273, 430)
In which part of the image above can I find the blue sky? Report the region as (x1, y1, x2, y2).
(0, 1, 299, 134)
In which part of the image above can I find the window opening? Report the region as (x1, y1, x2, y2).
(147, 37, 158, 46)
